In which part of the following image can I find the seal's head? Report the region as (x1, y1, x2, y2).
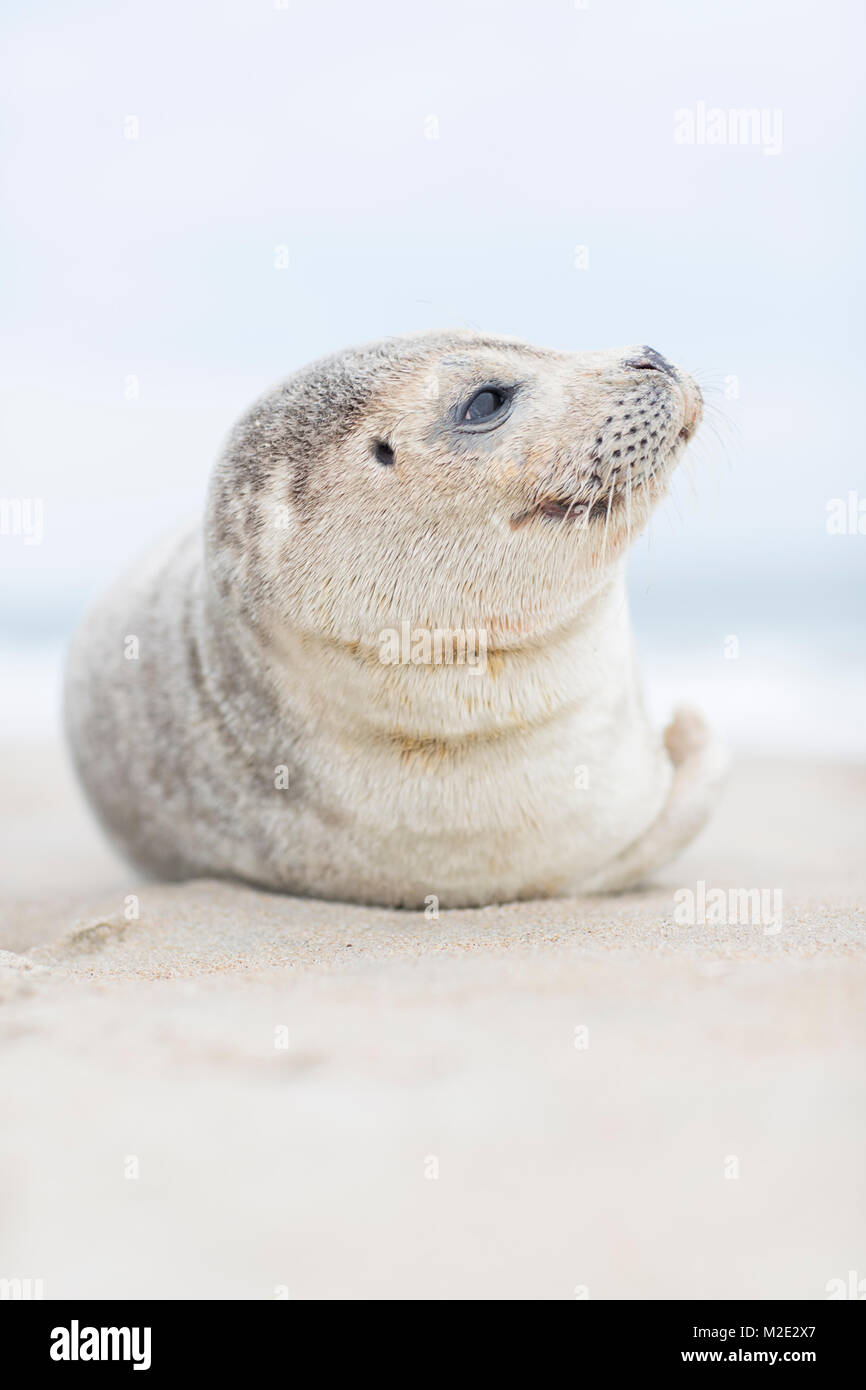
(207, 331, 702, 651)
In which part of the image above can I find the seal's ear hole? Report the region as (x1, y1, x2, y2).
(373, 440, 395, 467)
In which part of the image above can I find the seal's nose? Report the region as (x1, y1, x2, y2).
(623, 346, 677, 378)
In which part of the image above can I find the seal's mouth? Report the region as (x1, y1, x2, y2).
(510, 494, 625, 529)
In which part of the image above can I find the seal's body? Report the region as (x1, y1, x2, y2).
(65, 331, 725, 907)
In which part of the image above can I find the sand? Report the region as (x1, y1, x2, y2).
(1, 740, 864, 1300)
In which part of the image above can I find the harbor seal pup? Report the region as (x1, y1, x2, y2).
(64, 330, 726, 908)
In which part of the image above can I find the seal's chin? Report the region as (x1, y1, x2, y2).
(677, 377, 703, 440)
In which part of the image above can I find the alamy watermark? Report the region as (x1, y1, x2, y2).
(674, 103, 783, 156)
(674, 880, 783, 936)
(50, 1322, 151, 1371)
(379, 621, 487, 675)
(826, 492, 866, 535)
(0, 497, 43, 545)
(0, 1276, 45, 1300)
(826, 1270, 866, 1299)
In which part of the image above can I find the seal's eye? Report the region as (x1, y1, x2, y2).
(373, 440, 395, 466)
(462, 387, 508, 423)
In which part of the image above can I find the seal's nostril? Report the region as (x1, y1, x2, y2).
(373, 440, 395, 466)
(623, 346, 677, 378)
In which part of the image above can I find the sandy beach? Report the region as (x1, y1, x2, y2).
(1, 739, 864, 1300)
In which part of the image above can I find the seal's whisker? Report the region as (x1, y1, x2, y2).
(687, 416, 737, 476)
(699, 400, 740, 448)
(601, 484, 616, 562)
(688, 367, 738, 397)
(678, 451, 699, 505)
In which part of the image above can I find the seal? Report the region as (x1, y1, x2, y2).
(64, 330, 727, 908)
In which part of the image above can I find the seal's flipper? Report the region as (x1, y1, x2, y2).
(579, 707, 729, 894)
